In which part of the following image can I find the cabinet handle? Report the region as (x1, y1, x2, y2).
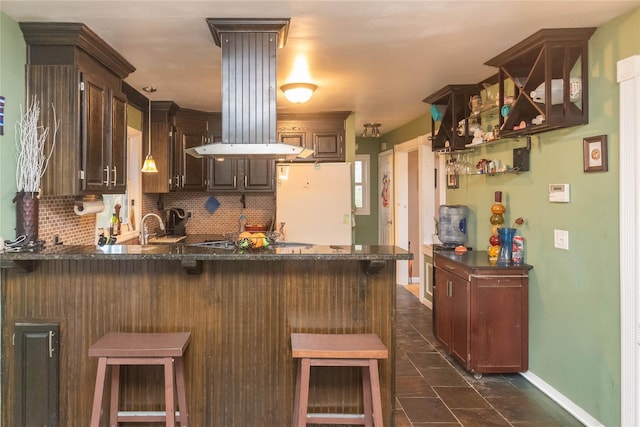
(244, 176, 247, 188)
(111, 166, 117, 186)
(48, 331, 55, 359)
(233, 176, 237, 188)
(174, 175, 180, 190)
(103, 167, 109, 185)
(446, 280, 452, 297)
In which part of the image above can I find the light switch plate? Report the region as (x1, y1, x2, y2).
(554, 229, 569, 250)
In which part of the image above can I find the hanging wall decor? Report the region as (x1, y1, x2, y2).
(583, 135, 608, 173)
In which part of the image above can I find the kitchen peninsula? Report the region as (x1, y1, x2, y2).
(0, 244, 410, 426)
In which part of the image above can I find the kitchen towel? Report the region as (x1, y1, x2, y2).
(205, 196, 220, 214)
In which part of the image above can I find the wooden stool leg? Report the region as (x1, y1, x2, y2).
(175, 356, 189, 426)
(368, 359, 384, 427)
(90, 357, 108, 427)
(164, 358, 176, 427)
(293, 358, 311, 427)
(292, 359, 302, 427)
(109, 364, 121, 427)
(362, 365, 373, 427)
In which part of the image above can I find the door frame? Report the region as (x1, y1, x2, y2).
(618, 54, 640, 426)
(393, 134, 435, 298)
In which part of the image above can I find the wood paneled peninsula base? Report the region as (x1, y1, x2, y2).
(1, 244, 410, 426)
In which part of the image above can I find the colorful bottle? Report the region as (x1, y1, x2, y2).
(110, 213, 118, 236)
(487, 191, 504, 261)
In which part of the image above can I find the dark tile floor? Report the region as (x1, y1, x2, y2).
(394, 286, 583, 426)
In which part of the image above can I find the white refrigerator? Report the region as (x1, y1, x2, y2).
(275, 163, 352, 245)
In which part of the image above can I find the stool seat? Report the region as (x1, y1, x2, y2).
(291, 333, 388, 359)
(291, 333, 388, 427)
(89, 332, 190, 427)
(89, 332, 191, 358)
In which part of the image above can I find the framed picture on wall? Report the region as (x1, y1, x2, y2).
(447, 173, 459, 189)
(583, 135, 608, 172)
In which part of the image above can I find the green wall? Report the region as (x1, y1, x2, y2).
(0, 12, 25, 239)
(354, 137, 380, 245)
(382, 9, 640, 425)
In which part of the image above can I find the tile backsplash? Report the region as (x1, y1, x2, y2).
(144, 192, 276, 234)
(36, 192, 276, 246)
(39, 196, 96, 245)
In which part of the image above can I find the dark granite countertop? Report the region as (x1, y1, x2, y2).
(1, 242, 412, 263)
(434, 250, 532, 270)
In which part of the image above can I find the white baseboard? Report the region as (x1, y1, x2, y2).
(520, 371, 603, 427)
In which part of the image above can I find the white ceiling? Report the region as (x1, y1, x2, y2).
(3, 1, 639, 135)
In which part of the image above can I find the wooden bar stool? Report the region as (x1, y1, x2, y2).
(291, 333, 388, 427)
(89, 332, 191, 427)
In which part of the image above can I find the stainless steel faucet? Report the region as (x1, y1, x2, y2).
(139, 213, 166, 245)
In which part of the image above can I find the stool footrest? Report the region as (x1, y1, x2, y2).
(118, 411, 180, 423)
(307, 413, 365, 425)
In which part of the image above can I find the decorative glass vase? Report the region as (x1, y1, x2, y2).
(13, 191, 39, 243)
(497, 227, 516, 265)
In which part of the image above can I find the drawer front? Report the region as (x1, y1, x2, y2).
(434, 255, 470, 280)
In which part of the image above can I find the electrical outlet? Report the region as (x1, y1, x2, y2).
(554, 229, 569, 250)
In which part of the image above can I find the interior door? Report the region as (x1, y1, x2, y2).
(378, 150, 394, 245)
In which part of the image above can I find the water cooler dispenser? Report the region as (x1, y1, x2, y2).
(437, 204, 469, 247)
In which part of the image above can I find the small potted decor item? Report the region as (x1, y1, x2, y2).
(13, 96, 58, 243)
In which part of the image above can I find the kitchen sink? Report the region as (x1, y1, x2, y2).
(147, 235, 187, 244)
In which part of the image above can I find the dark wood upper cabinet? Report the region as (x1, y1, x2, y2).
(208, 159, 274, 193)
(141, 101, 178, 194)
(277, 112, 350, 162)
(485, 28, 596, 138)
(423, 85, 480, 152)
(209, 159, 240, 191)
(174, 108, 208, 191)
(20, 22, 135, 196)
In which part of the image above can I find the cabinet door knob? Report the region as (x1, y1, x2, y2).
(103, 167, 109, 185)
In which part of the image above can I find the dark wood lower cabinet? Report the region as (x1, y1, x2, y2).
(434, 251, 531, 375)
(13, 323, 60, 427)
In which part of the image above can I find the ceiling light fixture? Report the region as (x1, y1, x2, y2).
(141, 86, 158, 173)
(362, 123, 381, 138)
(281, 83, 317, 104)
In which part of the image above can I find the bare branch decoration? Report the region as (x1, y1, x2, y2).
(14, 96, 59, 194)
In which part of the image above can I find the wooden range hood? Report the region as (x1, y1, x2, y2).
(185, 18, 313, 160)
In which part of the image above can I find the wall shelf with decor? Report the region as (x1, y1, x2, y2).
(424, 84, 481, 152)
(484, 27, 596, 138)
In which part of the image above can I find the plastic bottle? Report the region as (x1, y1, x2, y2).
(438, 205, 468, 246)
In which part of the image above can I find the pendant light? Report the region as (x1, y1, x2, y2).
(141, 87, 158, 173)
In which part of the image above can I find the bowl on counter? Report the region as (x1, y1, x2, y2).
(244, 225, 267, 232)
(225, 231, 280, 249)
